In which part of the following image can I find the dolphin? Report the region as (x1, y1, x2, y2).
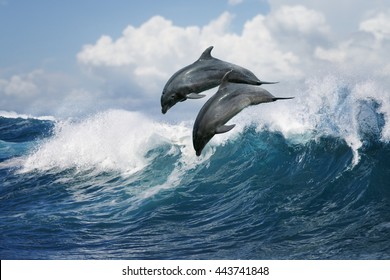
(161, 46, 277, 114)
(192, 70, 293, 156)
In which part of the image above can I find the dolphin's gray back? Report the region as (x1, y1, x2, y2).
(165, 59, 260, 93)
(179, 58, 232, 93)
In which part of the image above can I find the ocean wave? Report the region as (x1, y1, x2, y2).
(2, 121, 389, 259)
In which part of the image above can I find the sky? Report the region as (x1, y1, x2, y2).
(0, 0, 389, 120)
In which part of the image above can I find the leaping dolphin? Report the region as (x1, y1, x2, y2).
(192, 70, 293, 156)
(161, 46, 277, 114)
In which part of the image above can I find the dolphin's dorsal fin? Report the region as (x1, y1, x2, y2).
(198, 46, 214, 61)
(215, 124, 235, 134)
(220, 69, 234, 88)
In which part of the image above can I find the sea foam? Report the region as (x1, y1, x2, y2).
(20, 110, 187, 174)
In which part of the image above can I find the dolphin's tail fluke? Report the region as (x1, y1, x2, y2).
(272, 97, 294, 101)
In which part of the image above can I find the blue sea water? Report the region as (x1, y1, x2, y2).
(1, 77, 390, 259)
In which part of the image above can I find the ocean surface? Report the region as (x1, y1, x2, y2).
(1, 76, 390, 259)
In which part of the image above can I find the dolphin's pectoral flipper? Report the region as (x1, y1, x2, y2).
(187, 93, 206, 99)
(215, 124, 236, 134)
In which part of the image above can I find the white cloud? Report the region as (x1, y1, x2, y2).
(359, 11, 390, 41)
(314, 10, 390, 79)
(314, 45, 347, 64)
(77, 15, 205, 95)
(268, 0, 388, 37)
(267, 5, 330, 35)
(0, 74, 38, 97)
(77, 15, 201, 68)
(0, 69, 98, 116)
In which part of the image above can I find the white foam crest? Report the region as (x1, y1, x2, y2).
(19, 110, 209, 175)
(353, 80, 390, 142)
(0, 110, 55, 121)
(296, 76, 385, 163)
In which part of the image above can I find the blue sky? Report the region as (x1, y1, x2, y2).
(1, 0, 389, 119)
(0, 0, 268, 71)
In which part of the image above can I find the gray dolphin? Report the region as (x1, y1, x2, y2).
(192, 71, 293, 156)
(161, 46, 277, 114)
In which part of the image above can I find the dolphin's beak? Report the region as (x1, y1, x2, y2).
(162, 106, 168, 114)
